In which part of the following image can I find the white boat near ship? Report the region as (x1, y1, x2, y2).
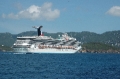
(13, 26, 82, 53)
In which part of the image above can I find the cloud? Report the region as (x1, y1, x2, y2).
(2, 2, 60, 20)
(106, 6, 120, 16)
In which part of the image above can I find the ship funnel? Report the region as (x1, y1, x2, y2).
(38, 26, 43, 36)
(33, 26, 43, 36)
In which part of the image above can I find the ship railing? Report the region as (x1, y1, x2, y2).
(37, 44, 77, 50)
(64, 40, 76, 46)
(36, 36, 53, 39)
(17, 36, 37, 38)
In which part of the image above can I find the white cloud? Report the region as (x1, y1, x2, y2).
(106, 6, 120, 16)
(2, 2, 60, 20)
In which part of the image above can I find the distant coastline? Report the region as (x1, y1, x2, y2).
(80, 42, 120, 53)
(79, 49, 120, 54)
(0, 30, 120, 53)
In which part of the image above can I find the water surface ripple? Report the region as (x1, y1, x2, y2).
(0, 52, 120, 79)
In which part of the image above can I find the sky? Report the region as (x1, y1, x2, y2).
(0, 0, 120, 34)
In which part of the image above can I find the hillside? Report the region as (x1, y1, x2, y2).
(0, 45, 13, 52)
(81, 42, 120, 53)
(0, 33, 16, 46)
(0, 30, 120, 48)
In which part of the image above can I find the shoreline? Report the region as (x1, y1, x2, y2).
(79, 49, 120, 54)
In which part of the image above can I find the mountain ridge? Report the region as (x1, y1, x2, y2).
(0, 30, 120, 48)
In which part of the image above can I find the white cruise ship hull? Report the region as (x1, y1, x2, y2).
(13, 47, 81, 54)
(29, 49, 79, 54)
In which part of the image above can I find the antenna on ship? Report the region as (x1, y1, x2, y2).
(33, 25, 43, 36)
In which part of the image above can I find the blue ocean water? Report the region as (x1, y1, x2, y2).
(0, 52, 120, 79)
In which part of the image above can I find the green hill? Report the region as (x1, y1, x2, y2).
(0, 45, 13, 52)
(0, 33, 15, 46)
(81, 42, 119, 53)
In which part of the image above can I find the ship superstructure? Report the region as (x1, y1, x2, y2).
(13, 26, 82, 53)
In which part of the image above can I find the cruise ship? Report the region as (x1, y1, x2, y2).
(13, 26, 82, 53)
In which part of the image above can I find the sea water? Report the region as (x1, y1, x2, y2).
(0, 52, 120, 79)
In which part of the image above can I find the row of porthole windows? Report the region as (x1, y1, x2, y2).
(14, 48, 27, 51)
